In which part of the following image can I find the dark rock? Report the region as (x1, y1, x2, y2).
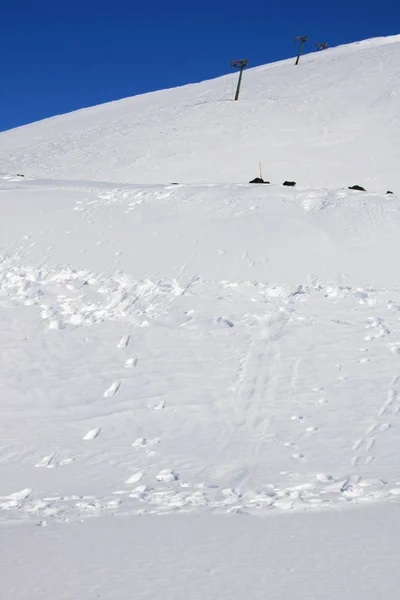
(283, 181, 296, 187)
(387, 190, 394, 194)
(16, 173, 25, 177)
(348, 185, 366, 191)
(249, 177, 270, 184)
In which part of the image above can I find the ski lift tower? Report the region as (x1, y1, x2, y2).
(294, 36, 308, 65)
(231, 59, 249, 101)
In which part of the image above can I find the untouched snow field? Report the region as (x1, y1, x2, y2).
(3, 506, 400, 600)
(2, 33, 400, 599)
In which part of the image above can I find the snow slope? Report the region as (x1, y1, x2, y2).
(1, 34, 400, 189)
(0, 33, 400, 534)
(4, 33, 400, 600)
(2, 176, 400, 524)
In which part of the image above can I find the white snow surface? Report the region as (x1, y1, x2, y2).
(3, 506, 400, 600)
(2, 177, 400, 522)
(2, 33, 400, 598)
(1, 34, 400, 190)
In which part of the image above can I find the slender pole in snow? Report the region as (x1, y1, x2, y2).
(230, 59, 249, 101)
(235, 67, 244, 101)
(294, 36, 308, 65)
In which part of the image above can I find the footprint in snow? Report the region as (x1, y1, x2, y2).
(83, 428, 101, 441)
(379, 423, 391, 432)
(35, 454, 55, 468)
(125, 357, 138, 368)
(315, 473, 333, 483)
(107, 499, 122, 508)
(132, 437, 160, 448)
(6, 488, 33, 501)
(365, 423, 378, 435)
(48, 318, 63, 330)
(284, 442, 296, 448)
(378, 403, 391, 417)
(153, 400, 165, 411)
(291, 415, 304, 423)
(104, 381, 121, 398)
(156, 470, 179, 483)
(217, 317, 234, 328)
(117, 335, 130, 349)
(125, 471, 144, 484)
(129, 485, 151, 499)
(291, 453, 305, 461)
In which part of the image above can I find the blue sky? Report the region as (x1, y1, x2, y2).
(2, 0, 399, 132)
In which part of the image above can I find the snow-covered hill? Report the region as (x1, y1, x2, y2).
(2, 34, 400, 533)
(4, 32, 400, 600)
(1, 34, 400, 189)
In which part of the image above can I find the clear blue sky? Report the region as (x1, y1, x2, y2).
(2, 0, 399, 132)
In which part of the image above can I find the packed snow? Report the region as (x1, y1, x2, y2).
(2, 33, 400, 599)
